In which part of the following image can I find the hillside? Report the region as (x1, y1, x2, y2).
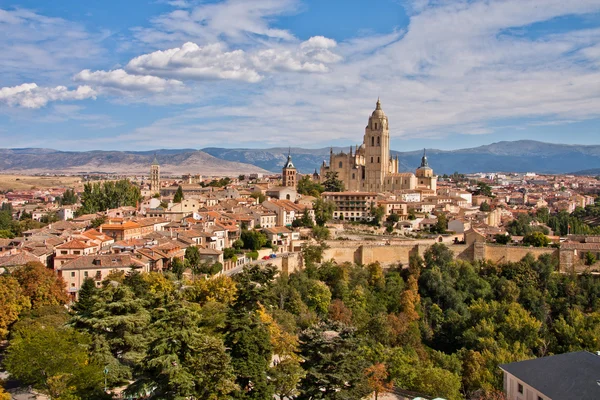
(0, 149, 269, 176)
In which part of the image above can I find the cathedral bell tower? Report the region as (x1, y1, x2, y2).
(363, 98, 390, 191)
(150, 154, 160, 194)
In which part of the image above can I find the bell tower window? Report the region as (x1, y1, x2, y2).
(338, 161, 343, 168)
(371, 137, 375, 146)
(374, 123, 378, 129)
(377, 137, 380, 146)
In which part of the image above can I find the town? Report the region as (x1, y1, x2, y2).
(1, 100, 600, 399)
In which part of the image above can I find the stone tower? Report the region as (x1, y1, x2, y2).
(363, 98, 390, 191)
(282, 148, 297, 188)
(150, 154, 160, 194)
(416, 149, 436, 191)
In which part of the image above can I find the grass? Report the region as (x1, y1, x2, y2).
(0, 174, 83, 191)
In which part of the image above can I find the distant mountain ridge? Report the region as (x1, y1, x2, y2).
(0, 149, 269, 176)
(1, 140, 599, 176)
(203, 140, 600, 175)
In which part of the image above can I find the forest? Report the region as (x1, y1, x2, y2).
(1, 243, 600, 400)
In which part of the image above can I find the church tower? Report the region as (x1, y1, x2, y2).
(282, 149, 297, 188)
(416, 149, 436, 191)
(150, 154, 160, 194)
(363, 98, 390, 191)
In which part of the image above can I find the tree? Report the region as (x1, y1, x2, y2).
(366, 363, 393, 400)
(60, 189, 78, 205)
(475, 182, 493, 197)
(128, 301, 237, 399)
(313, 198, 336, 226)
(250, 191, 266, 204)
(480, 202, 491, 212)
(433, 213, 447, 234)
(322, 171, 345, 192)
(78, 180, 141, 215)
(387, 213, 400, 224)
(4, 324, 104, 399)
(297, 322, 371, 400)
(536, 207, 550, 224)
(173, 185, 184, 203)
(297, 175, 324, 197)
(494, 234, 511, 245)
(185, 246, 201, 272)
(370, 205, 385, 226)
(241, 230, 268, 251)
(312, 225, 330, 241)
(0, 275, 31, 339)
(523, 232, 550, 247)
(11, 261, 69, 308)
(71, 277, 97, 318)
(584, 251, 597, 266)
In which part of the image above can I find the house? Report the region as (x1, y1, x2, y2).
(57, 254, 149, 299)
(499, 351, 600, 400)
(53, 239, 98, 269)
(322, 191, 378, 222)
(99, 220, 142, 241)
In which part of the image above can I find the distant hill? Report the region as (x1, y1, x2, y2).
(204, 140, 600, 175)
(0, 149, 269, 176)
(2, 140, 600, 176)
(571, 168, 600, 176)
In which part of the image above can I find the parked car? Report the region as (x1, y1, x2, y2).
(269, 253, 277, 258)
(262, 255, 271, 260)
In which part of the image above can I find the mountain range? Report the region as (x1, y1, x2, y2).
(0, 140, 599, 176)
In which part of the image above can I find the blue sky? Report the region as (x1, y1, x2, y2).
(1, 0, 600, 152)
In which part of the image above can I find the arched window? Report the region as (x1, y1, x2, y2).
(370, 157, 374, 163)
(371, 137, 375, 146)
(374, 123, 378, 130)
(377, 137, 380, 146)
(338, 161, 343, 168)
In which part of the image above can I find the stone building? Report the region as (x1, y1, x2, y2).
(282, 149, 297, 188)
(150, 155, 160, 194)
(320, 99, 437, 193)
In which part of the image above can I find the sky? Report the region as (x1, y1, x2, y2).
(0, 0, 600, 152)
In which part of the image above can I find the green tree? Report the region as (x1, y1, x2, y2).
(433, 213, 447, 234)
(312, 225, 330, 241)
(79, 180, 141, 215)
(4, 324, 104, 399)
(71, 277, 98, 318)
(185, 246, 201, 272)
(241, 230, 268, 251)
(523, 232, 550, 247)
(313, 198, 336, 226)
(475, 182, 493, 197)
(173, 185, 184, 203)
(297, 322, 370, 400)
(584, 251, 597, 266)
(479, 202, 491, 212)
(128, 301, 237, 399)
(322, 171, 345, 192)
(370, 205, 385, 226)
(297, 175, 324, 197)
(494, 234, 511, 245)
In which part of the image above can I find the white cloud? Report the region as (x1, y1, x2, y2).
(74, 69, 183, 93)
(125, 38, 341, 82)
(0, 83, 96, 109)
(134, 0, 299, 48)
(126, 42, 262, 82)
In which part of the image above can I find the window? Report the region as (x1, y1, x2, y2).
(518, 383, 523, 394)
(538, 397, 543, 400)
(377, 137, 380, 146)
(371, 137, 375, 146)
(70, 272, 75, 277)
(338, 161, 343, 168)
(370, 157, 374, 163)
(374, 123, 378, 129)
(352, 173, 355, 179)
(377, 157, 380, 163)
(84, 271, 88, 277)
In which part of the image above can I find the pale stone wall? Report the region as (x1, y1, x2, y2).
(484, 244, 557, 264)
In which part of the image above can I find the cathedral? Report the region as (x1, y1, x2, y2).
(320, 99, 436, 193)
